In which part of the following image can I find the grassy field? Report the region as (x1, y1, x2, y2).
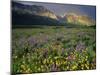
(12, 26, 96, 74)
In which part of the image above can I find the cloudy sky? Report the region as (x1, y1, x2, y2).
(12, 0, 96, 20)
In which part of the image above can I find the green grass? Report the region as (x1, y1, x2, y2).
(12, 26, 96, 74)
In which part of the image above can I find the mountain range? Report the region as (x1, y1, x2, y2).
(12, 1, 96, 27)
(64, 13, 96, 26)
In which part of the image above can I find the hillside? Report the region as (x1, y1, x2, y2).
(12, 1, 61, 26)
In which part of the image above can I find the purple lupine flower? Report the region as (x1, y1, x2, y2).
(77, 32, 85, 37)
(18, 37, 26, 48)
(44, 35, 49, 42)
(67, 54, 76, 61)
(41, 35, 49, 43)
(76, 42, 86, 51)
(43, 49, 48, 58)
(36, 34, 49, 45)
(18, 38, 25, 45)
(62, 48, 65, 54)
(27, 36, 38, 46)
(51, 63, 57, 72)
(67, 55, 72, 60)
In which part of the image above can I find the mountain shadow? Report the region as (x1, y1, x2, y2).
(12, 1, 62, 28)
